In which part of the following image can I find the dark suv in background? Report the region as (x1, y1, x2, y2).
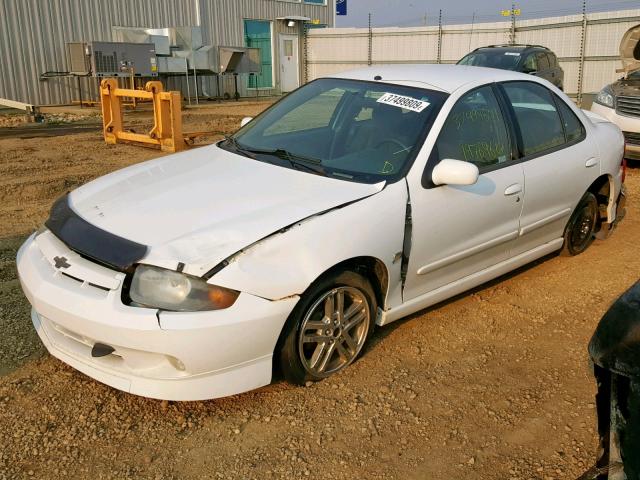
(458, 44, 565, 90)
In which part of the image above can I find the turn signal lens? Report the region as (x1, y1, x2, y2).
(208, 287, 238, 309)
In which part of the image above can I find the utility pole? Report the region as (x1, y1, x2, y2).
(469, 12, 476, 51)
(303, 21, 309, 83)
(333, 0, 336, 28)
(437, 9, 442, 64)
(423, 13, 427, 26)
(577, 0, 587, 106)
(368, 12, 372, 66)
(510, 3, 516, 44)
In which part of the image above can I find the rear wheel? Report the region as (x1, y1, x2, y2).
(561, 192, 598, 256)
(278, 271, 376, 386)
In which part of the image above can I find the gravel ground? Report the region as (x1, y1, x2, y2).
(0, 112, 101, 128)
(0, 101, 638, 479)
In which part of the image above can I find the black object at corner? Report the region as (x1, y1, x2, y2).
(584, 281, 640, 480)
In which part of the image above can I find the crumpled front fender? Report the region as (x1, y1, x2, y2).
(209, 181, 408, 307)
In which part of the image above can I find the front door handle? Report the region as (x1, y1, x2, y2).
(585, 158, 598, 168)
(504, 183, 522, 196)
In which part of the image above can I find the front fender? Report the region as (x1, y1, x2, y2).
(210, 181, 408, 308)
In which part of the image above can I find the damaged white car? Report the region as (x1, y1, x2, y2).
(18, 65, 626, 401)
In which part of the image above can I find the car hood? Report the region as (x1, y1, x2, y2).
(610, 77, 640, 97)
(69, 144, 384, 274)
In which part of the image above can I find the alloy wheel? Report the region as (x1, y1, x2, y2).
(298, 286, 370, 377)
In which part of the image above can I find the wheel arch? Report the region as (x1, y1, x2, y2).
(308, 256, 390, 312)
(272, 256, 388, 380)
(586, 173, 615, 225)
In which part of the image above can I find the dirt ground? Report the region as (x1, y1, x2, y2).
(0, 100, 638, 480)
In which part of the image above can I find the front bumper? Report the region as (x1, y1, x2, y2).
(17, 230, 299, 401)
(590, 102, 640, 160)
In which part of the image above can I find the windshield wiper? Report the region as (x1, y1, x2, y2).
(224, 136, 256, 159)
(241, 147, 328, 177)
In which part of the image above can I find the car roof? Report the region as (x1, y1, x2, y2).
(327, 64, 543, 94)
(473, 44, 550, 53)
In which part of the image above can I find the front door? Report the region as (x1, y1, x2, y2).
(279, 34, 299, 93)
(404, 85, 524, 301)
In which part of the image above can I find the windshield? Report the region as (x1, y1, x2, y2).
(458, 50, 522, 70)
(225, 78, 447, 183)
(628, 70, 640, 80)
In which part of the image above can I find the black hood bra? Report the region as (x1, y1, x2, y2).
(45, 194, 148, 271)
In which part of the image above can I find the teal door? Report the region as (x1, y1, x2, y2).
(244, 20, 273, 89)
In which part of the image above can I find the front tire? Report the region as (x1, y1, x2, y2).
(278, 271, 377, 386)
(561, 192, 598, 256)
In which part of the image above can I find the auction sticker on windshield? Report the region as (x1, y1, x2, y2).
(376, 93, 430, 113)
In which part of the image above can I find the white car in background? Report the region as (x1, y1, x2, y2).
(591, 24, 640, 160)
(17, 64, 626, 401)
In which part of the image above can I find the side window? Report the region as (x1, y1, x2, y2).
(522, 53, 537, 72)
(435, 86, 511, 169)
(536, 52, 550, 71)
(555, 95, 585, 143)
(547, 53, 557, 68)
(502, 81, 566, 156)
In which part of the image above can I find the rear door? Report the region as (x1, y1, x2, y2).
(498, 81, 593, 256)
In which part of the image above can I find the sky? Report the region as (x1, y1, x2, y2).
(334, 0, 640, 28)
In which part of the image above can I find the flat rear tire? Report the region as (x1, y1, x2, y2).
(561, 192, 598, 256)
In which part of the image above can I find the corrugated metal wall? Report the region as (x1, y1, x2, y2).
(0, 0, 198, 105)
(0, 0, 333, 106)
(308, 8, 640, 97)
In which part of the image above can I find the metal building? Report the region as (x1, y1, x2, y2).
(0, 0, 334, 106)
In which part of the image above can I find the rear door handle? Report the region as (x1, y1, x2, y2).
(585, 158, 598, 168)
(504, 183, 522, 196)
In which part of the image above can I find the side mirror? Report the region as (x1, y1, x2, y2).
(431, 159, 479, 186)
(240, 116, 253, 128)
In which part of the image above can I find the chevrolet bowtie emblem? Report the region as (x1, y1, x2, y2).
(53, 256, 71, 269)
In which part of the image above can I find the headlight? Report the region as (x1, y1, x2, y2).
(129, 265, 239, 312)
(595, 86, 615, 108)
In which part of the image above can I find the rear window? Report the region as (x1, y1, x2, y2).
(502, 81, 565, 156)
(555, 95, 585, 143)
(458, 50, 522, 70)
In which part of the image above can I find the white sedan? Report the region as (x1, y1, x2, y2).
(17, 65, 626, 401)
